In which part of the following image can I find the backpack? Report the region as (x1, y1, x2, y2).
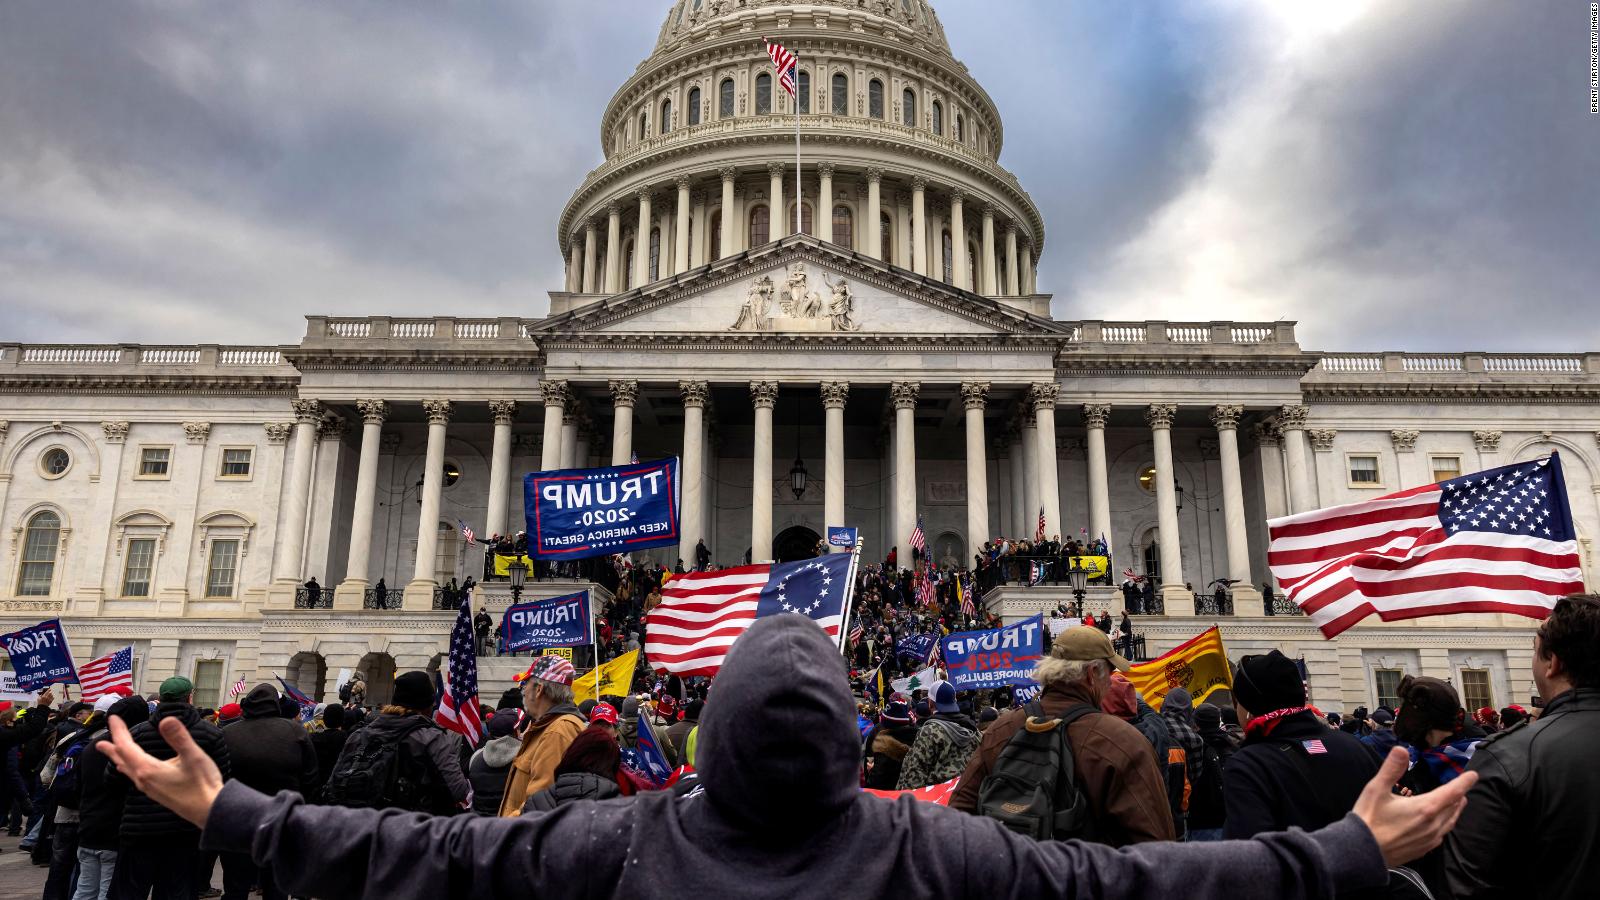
(1188, 741, 1226, 827)
(321, 718, 431, 810)
(48, 729, 97, 808)
(338, 681, 353, 704)
(976, 702, 1098, 841)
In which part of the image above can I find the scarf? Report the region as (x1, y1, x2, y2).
(1243, 705, 1312, 740)
(1414, 734, 1483, 785)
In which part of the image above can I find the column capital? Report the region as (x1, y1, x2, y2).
(488, 400, 518, 424)
(1277, 404, 1310, 431)
(750, 380, 779, 408)
(1307, 429, 1338, 452)
(1209, 404, 1244, 431)
(1391, 429, 1420, 452)
(182, 422, 211, 445)
(820, 380, 850, 409)
(1253, 421, 1283, 447)
(911, 175, 928, 191)
(1020, 404, 1037, 428)
(356, 399, 388, 424)
(679, 379, 710, 408)
(767, 161, 785, 178)
(263, 423, 292, 445)
(1145, 403, 1177, 429)
(290, 399, 323, 423)
(960, 381, 990, 410)
(584, 219, 599, 235)
(635, 188, 651, 203)
(1082, 403, 1111, 429)
(1028, 382, 1059, 411)
(718, 165, 738, 182)
(1473, 430, 1503, 452)
(101, 421, 130, 444)
(607, 202, 622, 217)
(865, 167, 884, 184)
(539, 379, 570, 408)
(608, 379, 640, 407)
(890, 381, 920, 409)
(317, 416, 346, 441)
(562, 411, 579, 427)
(422, 399, 453, 425)
(816, 161, 835, 178)
(675, 174, 693, 190)
(948, 188, 966, 205)
(981, 203, 995, 220)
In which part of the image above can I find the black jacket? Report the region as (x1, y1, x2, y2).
(521, 771, 621, 814)
(75, 729, 125, 851)
(115, 702, 232, 845)
(467, 735, 519, 816)
(224, 685, 319, 797)
(1222, 710, 1380, 839)
(861, 721, 918, 790)
(1445, 688, 1600, 899)
(339, 712, 470, 815)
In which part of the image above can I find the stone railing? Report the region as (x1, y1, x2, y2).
(5, 344, 292, 370)
(1068, 321, 1296, 347)
(1315, 352, 1597, 375)
(307, 316, 528, 344)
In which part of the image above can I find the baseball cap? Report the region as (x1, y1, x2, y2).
(217, 702, 244, 723)
(513, 655, 575, 686)
(930, 680, 959, 714)
(589, 702, 619, 726)
(92, 695, 119, 714)
(1049, 626, 1131, 672)
(159, 676, 194, 701)
(1370, 708, 1395, 725)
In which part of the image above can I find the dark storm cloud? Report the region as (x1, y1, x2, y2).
(0, 1, 1594, 351)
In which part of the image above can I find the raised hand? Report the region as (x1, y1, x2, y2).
(97, 714, 223, 828)
(1353, 746, 1477, 867)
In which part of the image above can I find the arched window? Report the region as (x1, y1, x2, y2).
(902, 88, 916, 126)
(649, 228, 662, 281)
(942, 230, 953, 282)
(710, 210, 722, 257)
(931, 100, 943, 135)
(832, 205, 853, 249)
(16, 510, 60, 596)
(790, 202, 813, 235)
(797, 70, 810, 113)
(688, 87, 702, 125)
(881, 212, 893, 262)
(956, 113, 965, 142)
(756, 73, 773, 115)
(831, 73, 848, 115)
(719, 78, 735, 117)
(1142, 531, 1162, 583)
(748, 205, 770, 247)
(638, 111, 648, 141)
(661, 99, 672, 134)
(624, 240, 635, 290)
(868, 78, 884, 119)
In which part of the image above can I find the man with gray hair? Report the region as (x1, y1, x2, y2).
(499, 656, 585, 816)
(951, 626, 1174, 845)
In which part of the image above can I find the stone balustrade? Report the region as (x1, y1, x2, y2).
(1316, 351, 1600, 375)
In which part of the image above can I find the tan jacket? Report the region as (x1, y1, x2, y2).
(498, 706, 586, 817)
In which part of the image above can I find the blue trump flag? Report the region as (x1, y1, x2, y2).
(524, 458, 680, 560)
(0, 619, 77, 692)
(826, 526, 858, 549)
(276, 676, 317, 723)
(503, 591, 592, 653)
(895, 632, 939, 665)
(632, 710, 676, 785)
(942, 615, 1045, 690)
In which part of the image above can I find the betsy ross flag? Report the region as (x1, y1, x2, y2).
(77, 647, 133, 700)
(763, 37, 797, 96)
(908, 516, 927, 555)
(1036, 506, 1046, 542)
(435, 592, 485, 743)
(1268, 453, 1583, 638)
(274, 676, 316, 723)
(458, 519, 474, 545)
(644, 552, 853, 676)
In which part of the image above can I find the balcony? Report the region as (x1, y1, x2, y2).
(293, 588, 332, 610)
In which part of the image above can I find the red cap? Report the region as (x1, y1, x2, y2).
(106, 684, 134, 697)
(657, 695, 678, 720)
(0, 702, 12, 714)
(589, 702, 619, 726)
(218, 703, 243, 721)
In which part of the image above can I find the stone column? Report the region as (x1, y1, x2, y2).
(679, 381, 708, 564)
(1008, 428, 1027, 537)
(404, 400, 451, 610)
(816, 163, 834, 243)
(633, 190, 652, 287)
(822, 381, 849, 548)
(911, 177, 928, 276)
(1391, 430, 1422, 486)
(1031, 383, 1061, 538)
(962, 382, 991, 560)
(1212, 405, 1262, 614)
(864, 168, 883, 260)
(609, 380, 638, 466)
(272, 399, 321, 584)
(892, 382, 919, 556)
(565, 240, 581, 292)
(1005, 226, 1019, 296)
(949, 191, 968, 288)
(1255, 422, 1289, 521)
(981, 206, 997, 295)
(574, 422, 592, 469)
(487, 400, 516, 536)
(767, 163, 786, 240)
(604, 204, 622, 293)
(333, 400, 385, 608)
(750, 381, 778, 562)
(539, 380, 567, 471)
(718, 167, 737, 259)
(582, 222, 599, 293)
(1083, 403, 1112, 551)
(930, 204, 947, 282)
(560, 413, 579, 469)
(691, 192, 709, 267)
(1147, 403, 1192, 614)
(1279, 405, 1314, 514)
(674, 177, 692, 274)
(894, 193, 911, 268)
(1473, 430, 1503, 470)
(1021, 406, 1039, 535)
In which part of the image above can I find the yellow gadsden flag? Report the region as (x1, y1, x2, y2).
(1127, 626, 1233, 709)
(573, 648, 639, 700)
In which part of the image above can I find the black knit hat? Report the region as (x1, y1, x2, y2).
(392, 671, 435, 712)
(1232, 650, 1306, 715)
(108, 695, 150, 729)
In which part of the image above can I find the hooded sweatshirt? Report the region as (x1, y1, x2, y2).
(225, 684, 320, 798)
(200, 614, 1387, 900)
(468, 735, 521, 816)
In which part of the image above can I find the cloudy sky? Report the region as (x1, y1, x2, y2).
(1, 1, 1594, 351)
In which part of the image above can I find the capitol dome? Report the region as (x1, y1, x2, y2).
(558, 0, 1045, 305)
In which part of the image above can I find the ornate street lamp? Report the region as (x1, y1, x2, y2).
(789, 455, 809, 500)
(1067, 558, 1089, 618)
(507, 557, 528, 604)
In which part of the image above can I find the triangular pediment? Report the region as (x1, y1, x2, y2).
(531, 236, 1067, 338)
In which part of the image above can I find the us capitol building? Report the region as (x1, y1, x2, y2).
(2, 0, 1591, 709)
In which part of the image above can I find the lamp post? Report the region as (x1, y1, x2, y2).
(789, 455, 808, 500)
(507, 557, 528, 604)
(1067, 558, 1089, 618)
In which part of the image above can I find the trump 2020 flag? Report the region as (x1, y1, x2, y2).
(524, 458, 680, 561)
(0, 620, 77, 692)
(1269, 453, 1584, 637)
(631, 711, 675, 786)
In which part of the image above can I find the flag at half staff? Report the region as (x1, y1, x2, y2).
(1126, 626, 1232, 709)
(1268, 453, 1584, 638)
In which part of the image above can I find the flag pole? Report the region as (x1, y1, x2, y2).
(837, 535, 864, 655)
(795, 54, 802, 238)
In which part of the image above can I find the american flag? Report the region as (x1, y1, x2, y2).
(644, 552, 853, 676)
(1036, 506, 1046, 542)
(908, 516, 926, 555)
(959, 576, 976, 619)
(848, 617, 864, 646)
(1302, 739, 1328, 755)
(1268, 454, 1583, 638)
(458, 518, 474, 544)
(228, 676, 246, 698)
(435, 592, 484, 742)
(77, 647, 133, 700)
(763, 37, 797, 97)
(918, 571, 937, 608)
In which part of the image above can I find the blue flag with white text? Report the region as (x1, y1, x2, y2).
(632, 711, 675, 785)
(524, 458, 680, 561)
(0, 620, 77, 692)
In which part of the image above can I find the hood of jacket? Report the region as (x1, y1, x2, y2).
(240, 684, 281, 720)
(477, 734, 521, 768)
(366, 710, 435, 737)
(1162, 687, 1195, 723)
(151, 701, 199, 728)
(696, 614, 857, 835)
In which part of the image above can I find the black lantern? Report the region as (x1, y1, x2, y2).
(506, 557, 528, 603)
(1175, 481, 1185, 513)
(789, 456, 809, 500)
(1067, 559, 1089, 617)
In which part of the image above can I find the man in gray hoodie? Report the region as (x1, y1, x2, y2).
(99, 615, 1474, 900)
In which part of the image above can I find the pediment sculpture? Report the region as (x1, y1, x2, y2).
(731, 263, 860, 332)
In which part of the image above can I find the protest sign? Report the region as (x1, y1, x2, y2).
(0, 619, 77, 692)
(826, 526, 858, 549)
(0, 672, 38, 704)
(502, 591, 592, 652)
(524, 458, 680, 560)
(942, 615, 1044, 690)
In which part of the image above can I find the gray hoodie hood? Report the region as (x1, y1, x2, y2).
(476, 734, 521, 769)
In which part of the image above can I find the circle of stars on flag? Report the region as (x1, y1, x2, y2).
(775, 559, 835, 617)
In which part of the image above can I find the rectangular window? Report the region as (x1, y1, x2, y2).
(122, 538, 156, 598)
(1431, 455, 1462, 483)
(138, 447, 171, 478)
(1460, 668, 1493, 711)
(205, 540, 239, 598)
(1348, 455, 1380, 486)
(1374, 668, 1403, 709)
(219, 448, 253, 478)
(192, 659, 223, 709)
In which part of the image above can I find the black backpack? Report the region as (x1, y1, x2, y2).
(322, 718, 430, 810)
(338, 681, 353, 704)
(1189, 741, 1227, 827)
(976, 702, 1098, 841)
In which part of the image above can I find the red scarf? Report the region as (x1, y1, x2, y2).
(1244, 705, 1311, 739)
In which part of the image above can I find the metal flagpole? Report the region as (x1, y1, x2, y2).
(794, 55, 802, 237)
(837, 535, 864, 654)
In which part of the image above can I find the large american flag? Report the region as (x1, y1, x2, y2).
(435, 592, 484, 742)
(77, 647, 133, 700)
(908, 516, 926, 555)
(960, 575, 976, 619)
(458, 518, 474, 545)
(644, 552, 853, 676)
(1268, 454, 1583, 638)
(763, 37, 797, 97)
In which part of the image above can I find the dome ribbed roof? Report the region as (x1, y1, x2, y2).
(655, 0, 951, 55)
